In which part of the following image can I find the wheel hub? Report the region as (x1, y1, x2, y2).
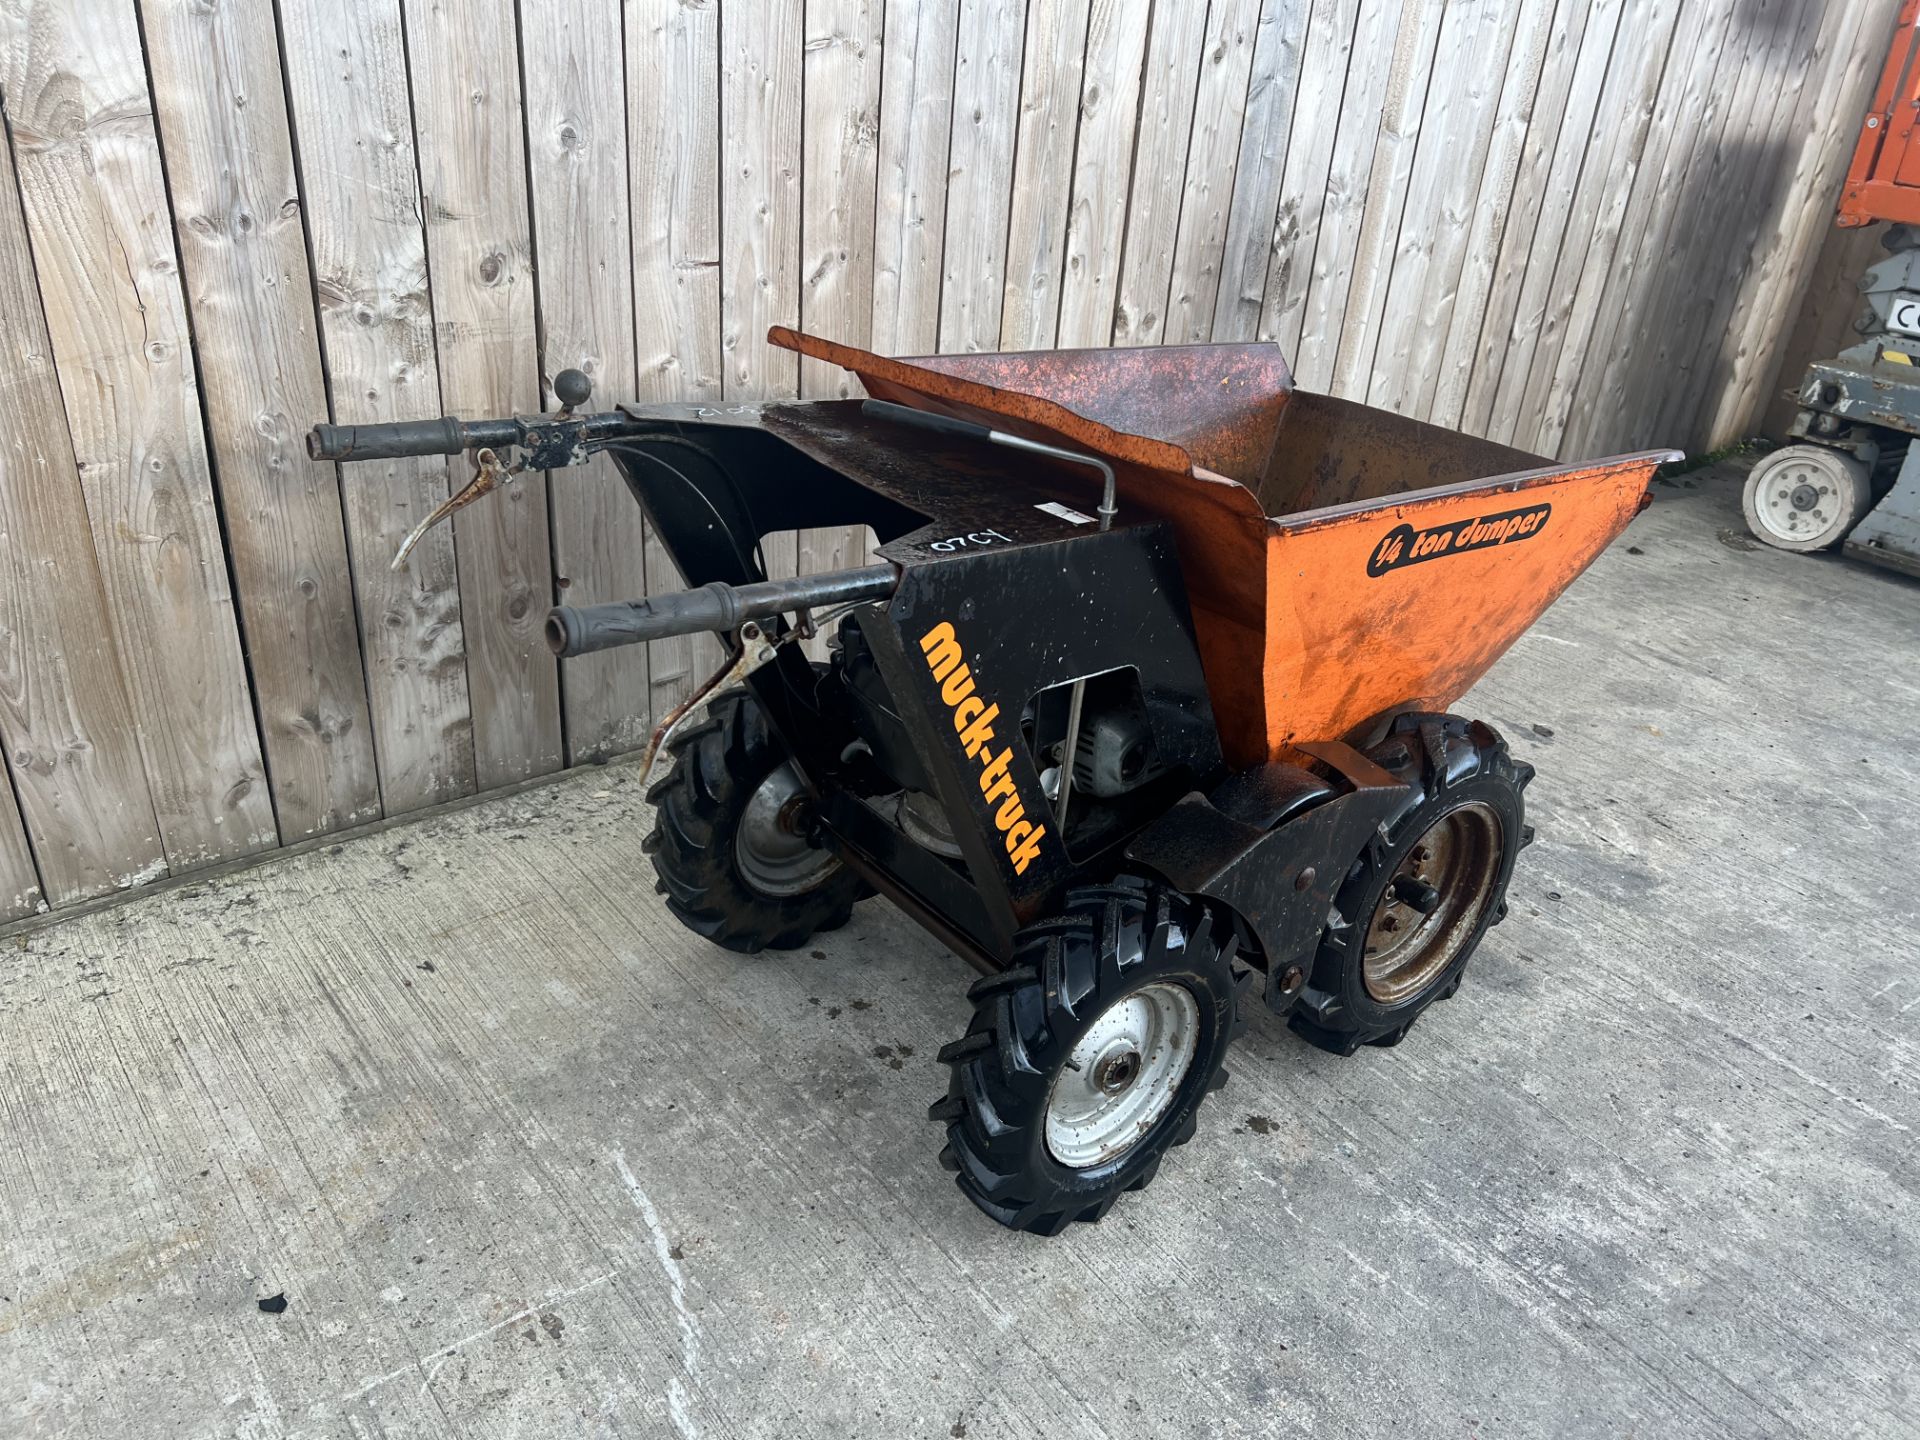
(1044, 982, 1199, 1169)
(1092, 1043, 1142, 1095)
(734, 763, 841, 898)
(1362, 801, 1504, 1005)
(1754, 454, 1844, 542)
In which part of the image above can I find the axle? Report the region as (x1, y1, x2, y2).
(545, 564, 898, 657)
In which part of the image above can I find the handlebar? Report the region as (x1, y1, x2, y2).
(306, 416, 522, 462)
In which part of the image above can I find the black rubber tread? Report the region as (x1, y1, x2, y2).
(1288, 712, 1526, 1056)
(965, 965, 1040, 1003)
(644, 690, 868, 954)
(932, 877, 1241, 1236)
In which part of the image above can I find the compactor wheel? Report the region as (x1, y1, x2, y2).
(1742, 445, 1871, 553)
(1290, 713, 1530, 1055)
(930, 878, 1248, 1236)
(643, 690, 867, 953)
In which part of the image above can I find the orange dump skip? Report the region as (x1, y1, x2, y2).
(771, 327, 1680, 767)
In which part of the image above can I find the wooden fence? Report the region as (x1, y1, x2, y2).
(0, 0, 1896, 919)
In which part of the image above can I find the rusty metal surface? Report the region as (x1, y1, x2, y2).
(771, 325, 1285, 496)
(1254, 392, 1548, 515)
(899, 342, 1297, 486)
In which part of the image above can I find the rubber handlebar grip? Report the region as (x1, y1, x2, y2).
(547, 565, 897, 658)
(546, 589, 741, 657)
(306, 416, 467, 461)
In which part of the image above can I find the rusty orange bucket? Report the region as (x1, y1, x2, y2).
(774, 327, 1678, 768)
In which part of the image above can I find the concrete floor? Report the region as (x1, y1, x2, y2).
(2, 463, 1916, 1439)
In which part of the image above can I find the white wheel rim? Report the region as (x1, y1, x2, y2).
(1043, 982, 1200, 1169)
(1751, 452, 1852, 546)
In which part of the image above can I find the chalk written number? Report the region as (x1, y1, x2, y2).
(930, 529, 1013, 553)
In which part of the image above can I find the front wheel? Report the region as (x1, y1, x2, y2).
(643, 690, 867, 952)
(930, 878, 1245, 1235)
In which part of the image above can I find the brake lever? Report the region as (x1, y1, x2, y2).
(390, 446, 515, 572)
(635, 621, 782, 789)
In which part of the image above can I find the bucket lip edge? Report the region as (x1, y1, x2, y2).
(1266, 451, 1679, 534)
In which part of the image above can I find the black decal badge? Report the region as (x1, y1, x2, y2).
(1367, 502, 1552, 578)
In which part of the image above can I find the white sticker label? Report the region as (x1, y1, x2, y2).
(1036, 501, 1095, 525)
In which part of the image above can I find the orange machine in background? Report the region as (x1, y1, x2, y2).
(1839, 1, 1920, 228)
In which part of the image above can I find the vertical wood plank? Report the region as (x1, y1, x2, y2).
(277, 0, 479, 811)
(1427, 0, 1561, 430)
(939, 0, 1027, 352)
(1285, 0, 1401, 388)
(0, 779, 41, 919)
(800, 0, 885, 399)
(1250, 0, 1357, 353)
(1326, 0, 1447, 399)
(1460, 0, 1624, 442)
(628, 0, 724, 402)
(522, 0, 654, 761)
(626, 0, 725, 708)
(1363, 0, 1533, 420)
(720, 0, 803, 577)
(1162, 0, 1264, 345)
(871, 0, 959, 355)
(1110, 0, 1212, 347)
(139, 0, 382, 839)
(402, 0, 563, 786)
(1553, 0, 1745, 456)
(1508, 0, 1682, 453)
(1055, 0, 1153, 347)
(999, 0, 1090, 350)
(2, 0, 277, 868)
(0, 113, 165, 902)
(1214, 0, 1314, 342)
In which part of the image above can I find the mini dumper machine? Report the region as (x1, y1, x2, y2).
(309, 328, 1677, 1235)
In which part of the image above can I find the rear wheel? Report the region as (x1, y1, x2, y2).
(1290, 714, 1530, 1054)
(1743, 444, 1871, 552)
(930, 878, 1246, 1235)
(643, 690, 867, 952)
